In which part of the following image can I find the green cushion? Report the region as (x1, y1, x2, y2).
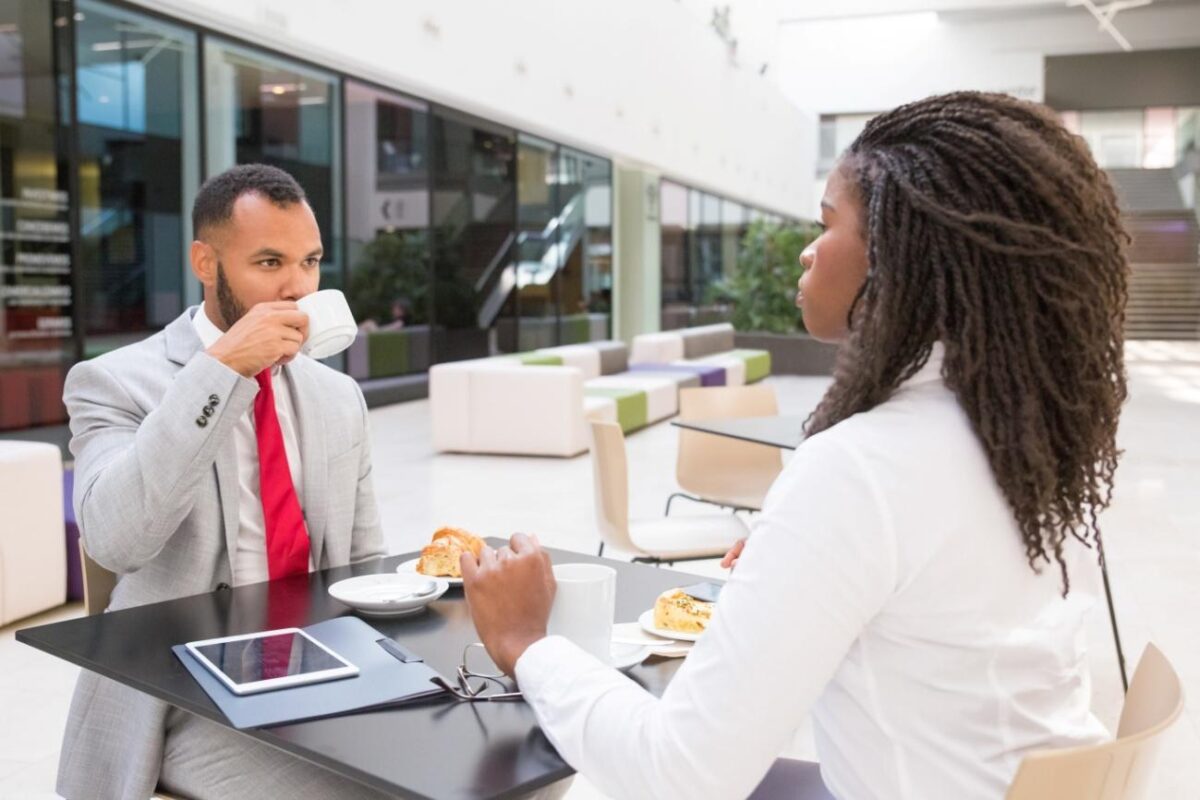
(368, 331, 410, 378)
(584, 387, 649, 432)
(560, 315, 590, 344)
(731, 349, 771, 383)
(519, 353, 563, 366)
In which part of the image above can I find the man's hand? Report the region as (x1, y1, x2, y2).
(720, 537, 747, 570)
(460, 533, 556, 676)
(206, 302, 309, 378)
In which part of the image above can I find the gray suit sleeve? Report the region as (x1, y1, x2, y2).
(349, 384, 386, 563)
(65, 352, 259, 573)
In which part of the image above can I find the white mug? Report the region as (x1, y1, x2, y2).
(547, 563, 616, 663)
(296, 289, 357, 359)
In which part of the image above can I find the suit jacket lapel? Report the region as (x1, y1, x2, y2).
(286, 359, 328, 569)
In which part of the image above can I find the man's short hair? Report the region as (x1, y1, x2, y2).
(192, 163, 307, 240)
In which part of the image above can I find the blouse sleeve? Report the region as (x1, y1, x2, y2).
(515, 432, 898, 799)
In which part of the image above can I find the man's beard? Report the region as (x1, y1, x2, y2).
(215, 262, 248, 330)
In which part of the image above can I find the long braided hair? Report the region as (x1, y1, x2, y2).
(805, 91, 1129, 594)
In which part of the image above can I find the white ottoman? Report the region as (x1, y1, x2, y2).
(677, 353, 748, 386)
(0, 441, 65, 626)
(537, 345, 602, 380)
(584, 374, 679, 423)
(629, 332, 684, 365)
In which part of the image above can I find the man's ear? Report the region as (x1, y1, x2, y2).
(190, 240, 217, 289)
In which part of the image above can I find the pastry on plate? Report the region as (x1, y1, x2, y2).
(416, 527, 485, 578)
(653, 588, 714, 634)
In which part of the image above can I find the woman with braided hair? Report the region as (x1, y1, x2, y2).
(459, 91, 1128, 799)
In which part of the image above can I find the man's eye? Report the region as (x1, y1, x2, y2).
(259, 259, 281, 268)
(304, 258, 321, 268)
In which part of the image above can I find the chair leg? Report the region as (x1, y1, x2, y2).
(665, 492, 686, 516)
(1098, 539, 1129, 692)
(597, 542, 605, 558)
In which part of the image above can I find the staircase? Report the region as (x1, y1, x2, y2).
(1107, 168, 1200, 340)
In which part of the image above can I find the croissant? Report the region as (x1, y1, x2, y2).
(416, 527, 485, 577)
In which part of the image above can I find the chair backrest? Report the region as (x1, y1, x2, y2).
(78, 539, 117, 616)
(676, 385, 783, 507)
(1005, 643, 1185, 800)
(587, 420, 637, 553)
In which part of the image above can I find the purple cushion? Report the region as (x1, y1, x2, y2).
(627, 362, 725, 387)
(64, 469, 83, 602)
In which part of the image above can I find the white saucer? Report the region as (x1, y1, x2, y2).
(328, 574, 449, 617)
(609, 641, 652, 670)
(395, 558, 463, 586)
(637, 609, 705, 642)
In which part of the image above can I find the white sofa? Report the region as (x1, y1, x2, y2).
(0, 441, 65, 626)
(630, 323, 771, 386)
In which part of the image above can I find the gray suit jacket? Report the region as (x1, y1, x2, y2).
(56, 307, 386, 800)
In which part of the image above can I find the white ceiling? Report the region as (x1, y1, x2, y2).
(775, 0, 1200, 23)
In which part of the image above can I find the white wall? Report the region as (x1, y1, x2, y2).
(130, 0, 814, 219)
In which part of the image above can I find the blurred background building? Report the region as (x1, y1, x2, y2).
(1, 0, 1198, 439)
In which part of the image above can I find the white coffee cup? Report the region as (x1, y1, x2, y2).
(296, 289, 357, 359)
(547, 563, 616, 663)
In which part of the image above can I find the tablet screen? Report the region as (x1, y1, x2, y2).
(193, 631, 346, 685)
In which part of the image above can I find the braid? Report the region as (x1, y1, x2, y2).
(806, 92, 1129, 595)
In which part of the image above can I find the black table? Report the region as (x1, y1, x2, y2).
(671, 414, 807, 450)
(17, 540, 704, 800)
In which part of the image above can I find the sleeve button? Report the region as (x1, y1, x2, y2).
(196, 416, 208, 428)
(209, 394, 220, 405)
(202, 405, 214, 417)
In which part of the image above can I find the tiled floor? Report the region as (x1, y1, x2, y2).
(3, 342, 1198, 798)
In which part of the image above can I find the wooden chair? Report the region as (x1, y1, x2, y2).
(77, 540, 116, 616)
(666, 385, 783, 515)
(589, 420, 747, 563)
(1006, 643, 1185, 799)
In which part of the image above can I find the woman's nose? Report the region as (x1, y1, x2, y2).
(800, 243, 816, 270)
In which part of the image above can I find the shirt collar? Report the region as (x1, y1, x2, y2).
(903, 342, 946, 388)
(191, 303, 225, 350)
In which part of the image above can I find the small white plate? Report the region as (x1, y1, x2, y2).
(396, 557, 464, 586)
(609, 641, 652, 670)
(637, 609, 706, 642)
(329, 574, 449, 617)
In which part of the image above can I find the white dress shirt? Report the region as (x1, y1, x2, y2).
(192, 306, 311, 584)
(516, 345, 1110, 799)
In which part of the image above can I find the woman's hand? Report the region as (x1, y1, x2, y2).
(720, 538, 747, 570)
(460, 533, 557, 676)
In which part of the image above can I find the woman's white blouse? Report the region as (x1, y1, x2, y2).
(515, 347, 1109, 799)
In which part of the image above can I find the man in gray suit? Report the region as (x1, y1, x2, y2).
(58, 164, 391, 800)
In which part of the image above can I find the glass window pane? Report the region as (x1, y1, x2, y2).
(557, 146, 611, 343)
(689, 190, 727, 325)
(343, 80, 430, 380)
(1079, 109, 1144, 168)
(75, 0, 198, 356)
(516, 133, 557, 350)
(430, 108, 516, 361)
(0, 0, 73, 431)
(204, 39, 341, 294)
(660, 180, 689, 330)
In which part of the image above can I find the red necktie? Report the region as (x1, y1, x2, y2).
(254, 369, 310, 581)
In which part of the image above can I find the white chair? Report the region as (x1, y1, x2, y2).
(0, 441, 65, 626)
(589, 420, 747, 564)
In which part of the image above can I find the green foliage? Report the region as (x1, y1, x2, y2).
(707, 219, 820, 334)
(347, 231, 431, 325)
